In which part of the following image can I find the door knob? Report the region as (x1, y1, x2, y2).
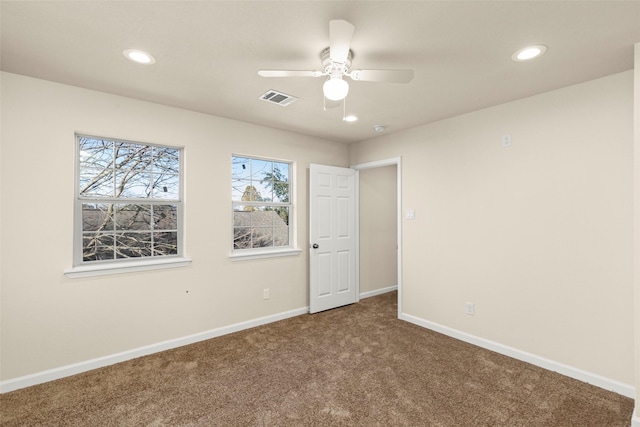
(312, 243, 319, 249)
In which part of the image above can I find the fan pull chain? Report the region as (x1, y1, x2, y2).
(342, 98, 346, 120)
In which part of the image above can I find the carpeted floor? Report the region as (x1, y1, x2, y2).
(0, 291, 634, 426)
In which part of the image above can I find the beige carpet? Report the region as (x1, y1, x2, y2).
(0, 291, 634, 426)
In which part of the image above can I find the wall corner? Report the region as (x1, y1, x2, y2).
(633, 40, 640, 426)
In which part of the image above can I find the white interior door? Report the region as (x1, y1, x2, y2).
(309, 164, 357, 314)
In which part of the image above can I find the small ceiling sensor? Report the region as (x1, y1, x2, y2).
(512, 45, 547, 62)
(343, 115, 358, 122)
(123, 49, 156, 65)
(373, 124, 386, 132)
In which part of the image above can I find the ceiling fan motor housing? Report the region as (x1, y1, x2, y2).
(321, 47, 353, 75)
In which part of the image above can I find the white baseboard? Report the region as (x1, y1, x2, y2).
(632, 408, 640, 427)
(0, 306, 309, 394)
(360, 285, 397, 299)
(400, 313, 635, 399)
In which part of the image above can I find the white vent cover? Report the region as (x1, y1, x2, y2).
(259, 90, 298, 107)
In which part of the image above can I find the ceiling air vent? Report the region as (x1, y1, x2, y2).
(259, 90, 298, 107)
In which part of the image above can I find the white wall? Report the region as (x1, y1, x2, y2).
(0, 72, 349, 382)
(359, 166, 397, 294)
(351, 71, 635, 389)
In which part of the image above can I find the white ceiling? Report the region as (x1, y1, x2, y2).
(2, 1, 639, 143)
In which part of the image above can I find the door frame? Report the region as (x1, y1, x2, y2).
(351, 157, 402, 318)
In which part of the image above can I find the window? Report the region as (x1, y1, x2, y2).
(74, 135, 183, 266)
(232, 156, 292, 253)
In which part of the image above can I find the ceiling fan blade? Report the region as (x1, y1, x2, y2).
(258, 70, 322, 77)
(329, 19, 355, 63)
(349, 69, 415, 83)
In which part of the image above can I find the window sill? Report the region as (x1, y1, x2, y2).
(64, 257, 192, 279)
(229, 248, 302, 261)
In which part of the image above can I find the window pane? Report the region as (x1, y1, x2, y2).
(82, 233, 114, 261)
(252, 228, 273, 248)
(260, 162, 288, 203)
(115, 204, 151, 230)
(234, 209, 251, 227)
(153, 147, 180, 174)
(234, 227, 251, 249)
(232, 180, 250, 201)
(116, 232, 152, 258)
(251, 208, 274, 227)
(82, 203, 114, 231)
(152, 174, 179, 199)
(246, 181, 269, 201)
(115, 143, 152, 171)
(153, 232, 178, 256)
(274, 227, 289, 246)
(233, 182, 265, 202)
(232, 157, 252, 180)
(273, 162, 289, 182)
(79, 138, 113, 170)
(271, 182, 289, 203)
(116, 170, 151, 198)
(275, 206, 289, 226)
(251, 159, 271, 181)
(80, 169, 114, 198)
(153, 205, 178, 230)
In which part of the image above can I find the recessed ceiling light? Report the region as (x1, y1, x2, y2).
(511, 45, 547, 62)
(343, 115, 358, 122)
(123, 49, 156, 65)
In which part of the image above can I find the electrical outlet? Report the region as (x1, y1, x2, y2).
(263, 289, 270, 300)
(502, 134, 512, 147)
(465, 302, 475, 315)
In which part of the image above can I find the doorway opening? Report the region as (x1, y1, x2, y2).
(353, 158, 402, 317)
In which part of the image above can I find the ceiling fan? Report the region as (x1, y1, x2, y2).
(258, 20, 414, 102)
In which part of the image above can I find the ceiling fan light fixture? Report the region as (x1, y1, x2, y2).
(323, 77, 349, 101)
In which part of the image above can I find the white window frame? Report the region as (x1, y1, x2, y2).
(230, 154, 301, 261)
(65, 134, 190, 278)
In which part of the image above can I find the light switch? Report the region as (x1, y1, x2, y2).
(406, 209, 415, 220)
